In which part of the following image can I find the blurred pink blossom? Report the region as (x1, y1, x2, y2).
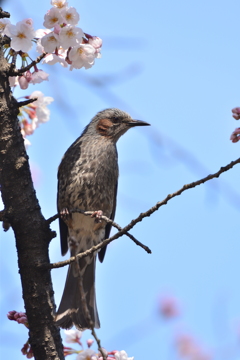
(230, 127, 240, 143)
(176, 333, 212, 360)
(232, 107, 240, 120)
(159, 295, 180, 319)
(7, 310, 28, 326)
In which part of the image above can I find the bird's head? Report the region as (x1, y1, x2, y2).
(87, 108, 150, 142)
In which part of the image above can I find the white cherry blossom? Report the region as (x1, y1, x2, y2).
(51, 0, 68, 9)
(76, 349, 96, 360)
(59, 25, 84, 49)
(0, 19, 11, 35)
(41, 31, 60, 53)
(43, 7, 63, 29)
(114, 350, 134, 360)
(30, 70, 49, 84)
(61, 7, 80, 25)
(29, 91, 54, 123)
(64, 329, 82, 343)
(6, 20, 35, 52)
(69, 44, 95, 70)
(42, 52, 68, 67)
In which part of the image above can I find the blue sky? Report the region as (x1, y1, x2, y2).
(1, 0, 240, 359)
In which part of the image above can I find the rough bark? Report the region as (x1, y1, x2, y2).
(0, 16, 64, 360)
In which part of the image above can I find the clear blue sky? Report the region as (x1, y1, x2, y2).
(1, 0, 240, 359)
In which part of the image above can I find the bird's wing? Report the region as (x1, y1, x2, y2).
(57, 161, 69, 256)
(98, 182, 118, 263)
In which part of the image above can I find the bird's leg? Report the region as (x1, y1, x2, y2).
(60, 207, 73, 228)
(60, 207, 71, 220)
(91, 210, 103, 223)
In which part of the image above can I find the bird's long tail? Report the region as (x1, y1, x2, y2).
(55, 255, 100, 330)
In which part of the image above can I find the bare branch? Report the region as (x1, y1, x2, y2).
(47, 209, 151, 256)
(18, 98, 37, 108)
(0, 8, 10, 18)
(48, 157, 240, 270)
(8, 52, 47, 76)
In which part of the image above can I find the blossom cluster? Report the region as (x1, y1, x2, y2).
(64, 329, 134, 360)
(38, 0, 102, 70)
(19, 90, 54, 147)
(7, 313, 134, 360)
(1, 0, 102, 73)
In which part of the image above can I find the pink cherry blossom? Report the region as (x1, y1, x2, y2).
(232, 107, 240, 120)
(158, 295, 180, 319)
(87, 339, 94, 348)
(230, 127, 240, 143)
(30, 69, 49, 84)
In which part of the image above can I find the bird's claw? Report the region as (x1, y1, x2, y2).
(91, 210, 103, 223)
(60, 208, 71, 221)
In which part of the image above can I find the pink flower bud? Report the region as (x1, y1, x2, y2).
(19, 76, 29, 90)
(87, 339, 94, 348)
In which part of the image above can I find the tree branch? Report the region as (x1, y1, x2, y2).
(0, 36, 64, 359)
(49, 158, 240, 270)
(47, 210, 152, 255)
(8, 52, 47, 76)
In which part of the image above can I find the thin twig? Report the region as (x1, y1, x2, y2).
(48, 157, 240, 270)
(75, 259, 106, 360)
(46, 210, 151, 254)
(8, 53, 47, 76)
(0, 8, 10, 18)
(18, 98, 37, 108)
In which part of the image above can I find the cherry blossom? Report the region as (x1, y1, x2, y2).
(30, 69, 49, 84)
(59, 25, 84, 48)
(5, 20, 35, 52)
(41, 31, 60, 53)
(69, 44, 96, 70)
(43, 7, 63, 29)
(114, 350, 134, 360)
(158, 295, 180, 319)
(230, 127, 240, 143)
(64, 329, 82, 344)
(61, 6, 80, 25)
(0, 18, 11, 35)
(42, 52, 68, 67)
(51, 0, 68, 9)
(76, 349, 97, 360)
(9, 76, 19, 87)
(29, 91, 54, 123)
(232, 107, 240, 120)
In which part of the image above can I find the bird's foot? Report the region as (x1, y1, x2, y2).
(91, 210, 103, 223)
(60, 207, 71, 221)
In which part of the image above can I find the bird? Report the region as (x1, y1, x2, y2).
(55, 108, 150, 330)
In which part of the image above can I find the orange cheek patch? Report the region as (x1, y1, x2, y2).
(96, 118, 113, 135)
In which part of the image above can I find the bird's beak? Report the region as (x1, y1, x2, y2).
(127, 119, 150, 127)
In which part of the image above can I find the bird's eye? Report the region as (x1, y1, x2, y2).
(111, 117, 119, 124)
